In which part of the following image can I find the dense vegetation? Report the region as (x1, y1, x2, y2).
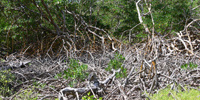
(0, 0, 200, 99)
(1, 0, 199, 56)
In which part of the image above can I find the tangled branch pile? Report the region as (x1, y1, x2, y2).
(0, 0, 200, 100)
(1, 19, 200, 99)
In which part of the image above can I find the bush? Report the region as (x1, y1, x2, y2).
(105, 53, 127, 78)
(56, 59, 89, 87)
(0, 70, 15, 97)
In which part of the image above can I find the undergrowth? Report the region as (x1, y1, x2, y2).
(106, 53, 127, 78)
(82, 92, 103, 100)
(13, 88, 38, 100)
(150, 86, 200, 100)
(0, 70, 15, 97)
(56, 59, 89, 87)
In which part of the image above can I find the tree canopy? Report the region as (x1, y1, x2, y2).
(1, 0, 199, 56)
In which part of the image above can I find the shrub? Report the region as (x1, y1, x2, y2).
(105, 53, 127, 78)
(56, 59, 89, 87)
(0, 70, 15, 97)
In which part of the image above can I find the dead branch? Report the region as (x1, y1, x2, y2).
(58, 69, 120, 100)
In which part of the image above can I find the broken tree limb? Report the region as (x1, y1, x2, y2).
(136, 0, 150, 34)
(58, 69, 120, 100)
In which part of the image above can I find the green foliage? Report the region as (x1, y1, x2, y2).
(12, 81, 48, 100)
(144, 0, 199, 35)
(82, 92, 102, 100)
(56, 59, 89, 87)
(134, 32, 148, 42)
(0, 59, 6, 62)
(32, 81, 46, 89)
(0, 70, 15, 97)
(106, 53, 127, 78)
(181, 62, 198, 70)
(94, 0, 141, 36)
(1, 0, 199, 54)
(13, 89, 38, 100)
(150, 86, 200, 100)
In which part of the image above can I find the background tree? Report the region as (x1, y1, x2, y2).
(0, 0, 199, 57)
